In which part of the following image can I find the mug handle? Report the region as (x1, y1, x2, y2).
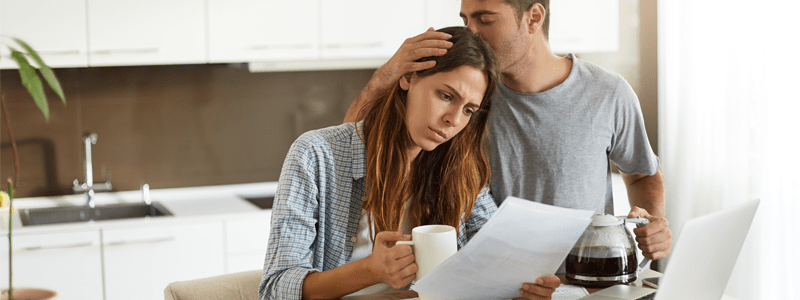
(396, 241, 414, 246)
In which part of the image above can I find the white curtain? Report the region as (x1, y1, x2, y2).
(659, 1, 800, 299)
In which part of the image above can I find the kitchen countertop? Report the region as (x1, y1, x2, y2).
(1, 181, 278, 235)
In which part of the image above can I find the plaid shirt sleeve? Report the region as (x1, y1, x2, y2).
(459, 186, 498, 246)
(260, 132, 325, 300)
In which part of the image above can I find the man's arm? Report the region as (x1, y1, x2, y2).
(622, 169, 665, 217)
(343, 28, 453, 123)
(622, 169, 672, 260)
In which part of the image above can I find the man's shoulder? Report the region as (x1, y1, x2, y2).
(568, 55, 637, 103)
(571, 56, 627, 86)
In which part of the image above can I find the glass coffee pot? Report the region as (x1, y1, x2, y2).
(566, 214, 650, 287)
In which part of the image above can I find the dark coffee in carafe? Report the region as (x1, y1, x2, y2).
(565, 247, 638, 287)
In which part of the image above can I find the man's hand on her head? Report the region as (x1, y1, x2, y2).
(374, 28, 453, 90)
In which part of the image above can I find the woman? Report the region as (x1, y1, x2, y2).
(259, 27, 557, 300)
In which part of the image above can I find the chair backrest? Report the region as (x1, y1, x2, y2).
(164, 270, 262, 300)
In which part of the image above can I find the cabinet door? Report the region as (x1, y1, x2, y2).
(424, 0, 465, 30)
(0, 231, 103, 300)
(102, 221, 224, 300)
(321, 0, 424, 60)
(86, 0, 206, 66)
(0, 0, 89, 69)
(208, 0, 319, 63)
(225, 213, 271, 273)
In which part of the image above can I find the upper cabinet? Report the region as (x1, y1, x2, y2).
(2, 0, 468, 70)
(0, 0, 89, 69)
(87, 0, 207, 66)
(208, 0, 319, 63)
(320, 0, 424, 60)
(424, 0, 464, 30)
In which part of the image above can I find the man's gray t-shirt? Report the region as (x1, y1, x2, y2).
(489, 54, 659, 214)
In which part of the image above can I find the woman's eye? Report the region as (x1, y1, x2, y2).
(464, 108, 475, 115)
(439, 91, 451, 101)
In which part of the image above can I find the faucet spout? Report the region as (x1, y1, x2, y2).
(83, 132, 98, 187)
(73, 132, 112, 207)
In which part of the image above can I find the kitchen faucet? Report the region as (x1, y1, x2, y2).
(73, 132, 112, 208)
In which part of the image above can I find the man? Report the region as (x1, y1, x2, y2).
(345, 1, 672, 298)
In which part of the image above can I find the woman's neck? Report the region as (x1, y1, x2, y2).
(406, 145, 421, 164)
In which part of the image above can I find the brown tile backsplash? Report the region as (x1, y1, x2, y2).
(1, 64, 373, 198)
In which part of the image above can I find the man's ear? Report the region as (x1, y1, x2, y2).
(526, 3, 545, 35)
(399, 72, 414, 91)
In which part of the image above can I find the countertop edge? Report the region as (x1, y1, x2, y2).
(1, 182, 278, 234)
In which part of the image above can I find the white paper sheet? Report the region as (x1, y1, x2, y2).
(552, 285, 590, 300)
(410, 197, 594, 300)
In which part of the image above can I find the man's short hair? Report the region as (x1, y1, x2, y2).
(504, 0, 550, 39)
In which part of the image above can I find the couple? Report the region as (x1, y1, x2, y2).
(261, 1, 670, 300)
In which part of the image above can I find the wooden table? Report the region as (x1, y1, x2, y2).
(338, 269, 662, 300)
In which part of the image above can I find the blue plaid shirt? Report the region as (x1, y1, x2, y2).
(259, 122, 498, 300)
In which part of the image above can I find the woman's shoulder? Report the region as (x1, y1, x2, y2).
(295, 122, 357, 144)
(289, 123, 359, 156)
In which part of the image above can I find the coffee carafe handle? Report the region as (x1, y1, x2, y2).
(625, 218, 652, 274)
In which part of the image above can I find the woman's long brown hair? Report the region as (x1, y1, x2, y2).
(358, 27, 498, 239)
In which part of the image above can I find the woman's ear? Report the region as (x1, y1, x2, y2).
(399, 72, 414, 91)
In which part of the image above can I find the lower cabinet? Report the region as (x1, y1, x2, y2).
(102, 221, 224, 300)
(0, 230, 104, 300)
(1, 212, 268, 299)
(225, 214, 271, 273)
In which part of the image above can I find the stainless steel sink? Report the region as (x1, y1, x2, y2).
(19, 202, 173, 226)
(241, 196, 274, 210)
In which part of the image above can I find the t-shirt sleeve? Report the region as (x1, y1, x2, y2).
(608, 76, 660, 175)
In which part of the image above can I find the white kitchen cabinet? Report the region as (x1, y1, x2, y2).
(224, 214, 271, 273)
(320, 0, 425, 60)
(0, 0, 89, 69)
(424, 0, 465, 30)
(102, 221, 224, 300)
(86, 0, 206, 66)
(0, 230, 103, 300)
(208, 0, 319, 63)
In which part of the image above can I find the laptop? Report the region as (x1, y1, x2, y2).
(579, 199, 760, 300)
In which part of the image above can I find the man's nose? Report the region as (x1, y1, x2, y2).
(466, 22, 479, 35)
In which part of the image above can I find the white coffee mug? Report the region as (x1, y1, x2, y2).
(396, 224, 457, 300)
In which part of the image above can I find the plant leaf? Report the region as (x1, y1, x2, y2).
(13, 38, 65, 103)
(10, 49, 49, 120)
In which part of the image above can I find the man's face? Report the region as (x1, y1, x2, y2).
(460, 0, 530, 73)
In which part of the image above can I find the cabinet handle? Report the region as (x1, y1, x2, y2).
(324, 42, 383, 49)
(105, 236, 175, 246)
(91, 48, 159, 55)
(21, 242, 94, 251)
(36, 50, 82, 56)
(245, 44, 313, 50)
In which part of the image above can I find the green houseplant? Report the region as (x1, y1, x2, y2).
(1, 37, 66, 300)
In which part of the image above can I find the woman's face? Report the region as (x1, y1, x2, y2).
(400, 65, 488, 155)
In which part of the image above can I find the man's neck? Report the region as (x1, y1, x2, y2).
(501, 42, 572, 94)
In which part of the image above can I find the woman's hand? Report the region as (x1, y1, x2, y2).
(366, 231, 417, 289)
(514, 275, 561, 300)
